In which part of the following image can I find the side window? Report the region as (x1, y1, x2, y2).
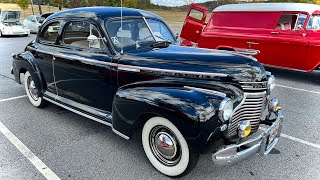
(39, 22, 60, 43)
(188, 9, 204, 21)
(307, 15, 320, 30)
(275, 14, 306, 31)
(294, 14, 307, 30)
(62, 21, 105, 50)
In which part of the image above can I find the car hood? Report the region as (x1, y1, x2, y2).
(122, 45, 267, 82)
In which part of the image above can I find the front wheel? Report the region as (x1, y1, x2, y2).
(142, 117, 199, 177)
(24, 71, 47, 108)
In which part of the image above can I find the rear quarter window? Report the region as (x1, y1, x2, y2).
(39, 22, 61, 44)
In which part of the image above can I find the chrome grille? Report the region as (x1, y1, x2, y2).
(227, 92, 266, 137)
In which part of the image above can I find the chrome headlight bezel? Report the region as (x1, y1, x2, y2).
(267, 75, 275, 93)
(219, 98, 234, 122)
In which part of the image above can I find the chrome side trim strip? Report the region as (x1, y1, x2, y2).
(44, 92, 130, 140)
(28, 47, 228, 78)
(44, 91, 110, 118)
(43, 96, 112, 127)
(112, 127, 130, 140)
(184, 86, 226, 97)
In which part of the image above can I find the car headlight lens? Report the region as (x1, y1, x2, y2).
(267, 75, 275, 92)
(219, 98, 234, 122)
(269, 98, 281, 112)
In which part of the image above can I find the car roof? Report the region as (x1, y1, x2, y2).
(47, 7, 162, 21)
(213, 3, 320, 14)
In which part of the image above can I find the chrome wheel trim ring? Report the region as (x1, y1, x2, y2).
(27, 76, 39, 101)
(149, 125, 182, 166)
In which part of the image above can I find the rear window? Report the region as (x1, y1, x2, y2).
(210, 12, 280, 29)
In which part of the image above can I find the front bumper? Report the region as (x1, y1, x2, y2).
(1, 29, 30, 35)
(212, 110, 284, 166)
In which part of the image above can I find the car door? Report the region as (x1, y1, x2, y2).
(30, 16, 38, 32)
(23, 16, 31, 28)
(180, 3, 208, 44)
(266, 13, 309, 69)
(31, 21, 62, 95)
(53, 20, 116, 113)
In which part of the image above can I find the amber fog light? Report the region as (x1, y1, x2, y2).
(238, 121, 252, 138)
(269, 99, 281, 112)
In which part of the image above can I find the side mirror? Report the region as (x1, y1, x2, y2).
(296, 24, 304, 31)
(87, 35, 98, 47)
(31, 19, 36, 22)
(175, 32, 179, 39)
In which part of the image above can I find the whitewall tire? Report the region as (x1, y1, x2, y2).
(142, 117, 198, 177)
(24, 71, 46, 108)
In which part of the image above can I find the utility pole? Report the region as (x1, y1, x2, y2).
(38, 0, 42, 15)
(30, 0, 34, 15)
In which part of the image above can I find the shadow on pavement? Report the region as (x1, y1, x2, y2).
(265, 66, 320, 86)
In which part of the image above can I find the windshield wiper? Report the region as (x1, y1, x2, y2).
(151, 41, 171, 48)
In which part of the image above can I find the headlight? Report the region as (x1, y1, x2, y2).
(269, 98, 281, 112)
(267, 75, 275, 93)
(219, 98, 234, 122)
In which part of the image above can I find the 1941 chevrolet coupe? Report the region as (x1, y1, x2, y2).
(12, 7, 284, 177)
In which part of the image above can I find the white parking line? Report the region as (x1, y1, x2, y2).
(281, 133, 320, 149)
(260, 127, 320, 150)
(0, 95, 27, 103)
(276, 84, 320, 95)
(0, 121, 61, 180)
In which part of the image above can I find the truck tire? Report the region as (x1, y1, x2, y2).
(142, 117, 199, 177)
(24, 71, 47, 108)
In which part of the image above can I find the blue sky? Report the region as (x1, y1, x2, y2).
(150, 0, 215, 7)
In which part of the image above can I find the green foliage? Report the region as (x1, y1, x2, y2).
(14, 0, 29, 10)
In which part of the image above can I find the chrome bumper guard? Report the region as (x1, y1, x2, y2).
(212, 110, 283, 166)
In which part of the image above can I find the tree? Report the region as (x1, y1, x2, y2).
(52, 0, 68, 10)
(15, 0, 29, 18)
(123, 0, 137, 8)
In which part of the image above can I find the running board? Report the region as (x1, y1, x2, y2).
(43, 92, 130, 140)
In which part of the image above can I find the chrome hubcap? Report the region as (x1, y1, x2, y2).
(27, 77, 38, 101)
(149, 126, 181, 166)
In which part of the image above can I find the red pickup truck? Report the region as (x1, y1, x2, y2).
(180, 3, 320, 72)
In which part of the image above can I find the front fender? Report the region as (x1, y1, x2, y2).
(12, 51, 46, 96)
(112, 79, 243, 152)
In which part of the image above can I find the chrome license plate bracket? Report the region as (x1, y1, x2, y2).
(266, 121, 280, 149)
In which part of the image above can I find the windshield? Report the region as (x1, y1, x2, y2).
(36, 16, 45, 23)
(307, 15, 320, 30)
(106, 18, 175, 52)
(0, 11, 20, 22)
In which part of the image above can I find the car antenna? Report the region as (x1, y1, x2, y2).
(120, 0, 124, 55)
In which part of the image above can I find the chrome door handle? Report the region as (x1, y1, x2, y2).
(247, 42, 259, 48)
(271, 31, 279, 34)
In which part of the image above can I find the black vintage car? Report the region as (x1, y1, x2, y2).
(12, 7, 284, 177)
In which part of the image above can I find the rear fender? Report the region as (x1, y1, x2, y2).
(12, 51, 46, 96)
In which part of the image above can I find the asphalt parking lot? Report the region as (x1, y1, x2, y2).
(0, 34, 320, 180)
